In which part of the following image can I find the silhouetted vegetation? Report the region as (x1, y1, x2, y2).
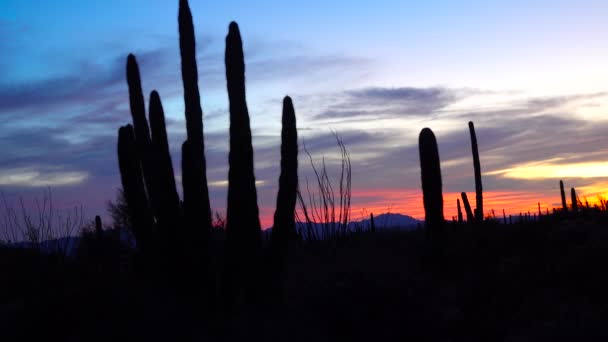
(419, 128, 444, 234)
(468, 121, 484, 222)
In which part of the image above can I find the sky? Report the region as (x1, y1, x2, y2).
(1, 0, 608, 231)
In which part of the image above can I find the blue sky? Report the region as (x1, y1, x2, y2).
(1, 0, 608, 230)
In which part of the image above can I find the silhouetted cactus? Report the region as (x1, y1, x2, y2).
(149, 91, 181, 238)
(468, 121, 483, 222)
(418, 128, 444, 232)
(560, 180, 568, 213)
(179, 0, 213, 242)
(95, 215, 103, 236)
(271, 96, 298, 247)
(461, 192, 474, 223)
(117, 125, 153, 250)
(225, 22, 262, 245)
(224, 22, 262, 306)
(571, 187, 578, 213)
(457, 199, 463, 224)
(370, 213, 376, 233)
(126, 55, 159, 222)
(503, 209, 507, 224)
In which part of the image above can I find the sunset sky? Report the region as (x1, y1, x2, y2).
(2, 0, 608, 228)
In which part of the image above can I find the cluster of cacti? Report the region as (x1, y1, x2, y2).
(417, 123, 488, 231)
(116, 0, 299, 308)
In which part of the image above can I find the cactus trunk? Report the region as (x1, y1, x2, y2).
(370, 213, 376, 233)
(179, 0, 212, 243)
(126, 55, 159, 224)
(571, 187, 578, 213)
(418, 128, 444, 232)
(117, 125, 154, 250)
(468, 121, 483, 222)
(224, 22, 262, 306)
(271, 96, 298, 247)
(149, 91, 181, 238)
(560, 180, 568, 213)
(457, 199, 464, 224)
(461, 192, 474, 223)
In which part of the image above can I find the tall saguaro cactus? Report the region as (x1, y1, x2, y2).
(224, 22, 262, 307)
(560, 180, 568, 213)
(418, 128, 444, 232)
(149, 91, 181, 237)
(468, 121, 483, 222)
(179, 0, 213, 241)
(126, 55, 159, 220)
(117, 125, 154, 250)
(225, 22, 262, 246)
(271, 96, 298, 247)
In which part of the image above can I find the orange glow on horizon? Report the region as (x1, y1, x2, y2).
(258, 183, 608, 228)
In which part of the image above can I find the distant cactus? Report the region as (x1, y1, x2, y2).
(461, 192, 474, 223)
(468, 121, 483, 222)
(560, 180, 568, 213)
(95, 215, 103, 236)
(271, 96, 298, 248)
(418, 128, 444, 232)
(179, 0, 213, 243)
(370, 213, 376, 233)
(457, 199, 464, 224)
(502, 209, 507, 224)
(117, 125, 154, 250)
(571, 187, 578, 213)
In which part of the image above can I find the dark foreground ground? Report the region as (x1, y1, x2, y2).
(2, 216, 608, 341)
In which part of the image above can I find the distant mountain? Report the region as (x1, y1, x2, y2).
(262, 213, 421, 237)
(353, 213, 421, 231)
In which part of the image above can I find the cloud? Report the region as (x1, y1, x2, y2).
(313, 86, 461, 120)
(0, 167, 88, 187)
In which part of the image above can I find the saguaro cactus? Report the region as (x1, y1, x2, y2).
(418, 128, 444, 231)
(225, 22, 262, 246)
(571, 187, 578, 213)
(179, 0, 213, 241)
(370, 213, 376, 233)
(271, 96, 298, 247)
(224, 22, 262, 307)
(468, 121, 483, 222)
(461, 192, 474, 223)
(126, 55, 159, 221)
(560, 180, 568, 213)
(95, 215, 103, 236)
(117, 125, 154, 250)
(457, 199, 464, 224)
(149, 91, 181, 237)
